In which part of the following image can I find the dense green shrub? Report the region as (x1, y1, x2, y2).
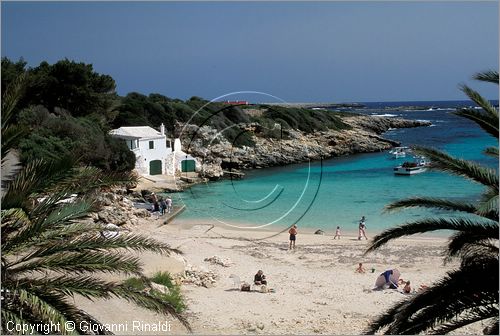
(124, 272, 186, 313)
(260, 105, 351, 133)
(223, 128, 255, 148)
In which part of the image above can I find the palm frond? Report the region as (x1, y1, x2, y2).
(1, 158, 76, 210)
(9, 251, 144, 276)
(460, 84, 499, 119)
(1, 125, 27, 160)
(8, 289, 76, 334)
(32, 290, 114, 335)
(413, 147, 498, 190)
(473, 70, 499, 85)
(1, 73, 27, 129)
(17, 276, 117, 300)
(483, 317, 500, 334)
(3, 200, 93, 255)
(447, 230, 499, 259)
(429, 307, 498, 334)
(365, 217, 498, 254)
(476, 192, 499, 220)
(455, 108, 498, 139)
(384, 197, 477, 214)
(483, 146, 499, 158)
(24, 231, 180, 260)
(114, 284, 192, 332)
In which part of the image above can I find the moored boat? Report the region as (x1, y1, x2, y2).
(394, 156, 429, 175)
(389, 146, 410, 159)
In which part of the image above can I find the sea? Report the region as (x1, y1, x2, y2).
(172, 100, 498, 235)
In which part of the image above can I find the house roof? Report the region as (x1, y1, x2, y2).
(109, 126, 163, 139)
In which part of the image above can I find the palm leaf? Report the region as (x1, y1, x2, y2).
(429, 307, 499, 334)
(365, 217, 498, 254)
(114, 284, 192, 332)
(459, 84, 498, 119)
(413, 147, 498, 190)
(31, 290, 114, 335)
(9, 251, 144, 276)
(10, 288, 77, 335)
(384, 197, 478, 214)
(447, 230, 499, 259)
(455, 108, 498, 139)
(2, 200, 93, 255)
(473, 70, 499, 85)
(483, 317, 500, 334)
(1, 73, 27, 129)
(1, 309, 35, 335)
(24, 231, 180, 260)
(18, 276, 117, 300)
(483, 146, 499, 158)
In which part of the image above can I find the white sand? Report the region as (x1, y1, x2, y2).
(76, 220, 484, 335)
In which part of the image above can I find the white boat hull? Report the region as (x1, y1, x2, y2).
(394, 166, 427, 175)
(392, 152, 406, 159)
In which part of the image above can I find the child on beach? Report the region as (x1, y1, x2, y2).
(403, 281, 411, 294)
(334, 226, 341, 239)
(288, 225, 297, 249)
(355, 262, 365, 273)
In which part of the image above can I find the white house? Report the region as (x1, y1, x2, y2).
(110, 124, 172, 175)
(170, 138, 198, 175)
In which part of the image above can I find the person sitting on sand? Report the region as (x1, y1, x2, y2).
(334, 226, 341, 239)
(289, 225, 297, 249)
(403, 281, 411, 294)
(254, 270, 267, 285)
(355, 262, 365, 273)
(418, 284, 428, 292)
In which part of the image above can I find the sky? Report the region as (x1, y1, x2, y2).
(2, 1, 499, 103)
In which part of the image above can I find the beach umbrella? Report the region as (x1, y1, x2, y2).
(374, 269, 400, 288)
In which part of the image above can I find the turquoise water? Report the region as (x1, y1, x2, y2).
(173, 101, 498, 234)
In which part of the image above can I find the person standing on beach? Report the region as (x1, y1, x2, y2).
(166, 196, 173, 213)
(334, 226, 341, 239)
(160, 198, 167, 215)
(288, 225, 297, 249)
(358, 216, 368, 240)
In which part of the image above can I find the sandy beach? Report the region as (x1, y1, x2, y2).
(74, 218, 486, 335)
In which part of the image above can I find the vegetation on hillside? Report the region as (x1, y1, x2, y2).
(3, 57, 352, 156)
(1, 58, 134, 171)
(364, 71, 499, 334)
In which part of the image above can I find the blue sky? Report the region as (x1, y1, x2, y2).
(2, 1, 498, 102)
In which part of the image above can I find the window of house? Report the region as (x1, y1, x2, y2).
(149, 141, 154, 149)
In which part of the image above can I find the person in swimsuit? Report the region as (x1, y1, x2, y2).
(254, 270, 267, 285)
(289, 225, 297, 250)
(334, 226, 341, 239)
(355, 262, 366, 273)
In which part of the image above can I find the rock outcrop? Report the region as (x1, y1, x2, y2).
(89, 189, 151, 229)
(179, 115, 431, 179)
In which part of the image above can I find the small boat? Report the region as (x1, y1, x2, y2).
(394, 156, 430, 175)
(389, 146, 410, 159)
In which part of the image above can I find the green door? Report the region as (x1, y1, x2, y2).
(149, 160, 162, 175)
(181, 159, 196, 172)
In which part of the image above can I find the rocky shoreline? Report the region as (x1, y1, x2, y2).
(180, 115, 431, 179)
